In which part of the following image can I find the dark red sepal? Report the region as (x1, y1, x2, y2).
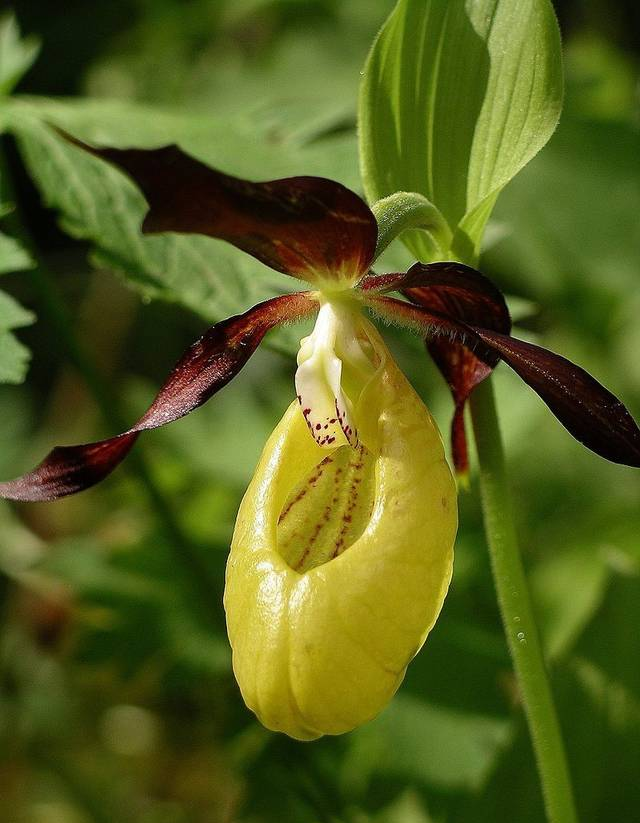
(56, 129, 377, 284)
(0, 292, 316, 501)
(365, 295, 640, 469)
(360, 262, 511, 474)
(474, 329, 640, 468)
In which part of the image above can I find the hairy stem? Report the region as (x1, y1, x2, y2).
(470, 378, 577, 823)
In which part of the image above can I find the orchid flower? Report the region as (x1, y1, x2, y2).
(1, 133, 639, 740)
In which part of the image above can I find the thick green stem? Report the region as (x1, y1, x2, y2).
(470, 378, 577, 823)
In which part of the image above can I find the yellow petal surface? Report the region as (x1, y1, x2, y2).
(224, 324, 457, 740)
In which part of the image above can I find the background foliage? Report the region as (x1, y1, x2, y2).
(0, 2, 639, 821)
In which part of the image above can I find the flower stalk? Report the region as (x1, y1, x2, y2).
(470, 378, 577, 823)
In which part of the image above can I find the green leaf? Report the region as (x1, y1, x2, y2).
(485, 117, 640, 302)
(0, 227, 33, 273)
(530, 545, 611, 661)
(0, 332, 30, 383)
(0, 13, 40, 95)
(344, 695, 511, 792)
(0, 220, 35, 384)
(39, 534, 231, 677)
(0, 288, 33, 331)
(359, 0, 563, 264)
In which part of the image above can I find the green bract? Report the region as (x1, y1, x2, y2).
(359, 0, 563, 264)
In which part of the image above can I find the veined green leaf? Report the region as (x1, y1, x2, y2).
(359, 0, 563, 264)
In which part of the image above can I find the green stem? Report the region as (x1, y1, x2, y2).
(470, 378, 577, 823)
(370, 199, 577, 823)
(371, 191, 452, 261)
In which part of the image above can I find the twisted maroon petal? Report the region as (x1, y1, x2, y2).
(473, 329, 640, 468)
(360, 262, 511, 474)
(365, 295, 640, 469)
(0, 292, 317, 501)
(57, 130, 377, 283)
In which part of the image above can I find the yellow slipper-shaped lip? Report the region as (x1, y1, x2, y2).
(224, 321, 457, 740)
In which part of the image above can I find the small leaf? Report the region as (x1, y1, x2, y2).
(0, 13, 40, 95)
(359, 0, 563, 263)
(0, 224, 35, 384)
(0, 227, 33, 273)
(530, 546, 611, 661)
(0, 287, 33, 331)
(0, 331, 31, 383)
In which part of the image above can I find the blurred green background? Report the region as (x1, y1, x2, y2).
(0, 1, 639, 822)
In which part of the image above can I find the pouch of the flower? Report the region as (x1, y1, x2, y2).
(224, 323, 457, 740)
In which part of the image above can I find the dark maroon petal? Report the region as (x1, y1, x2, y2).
(57, 129, 377, 283)
(0, 292, 317, 501)
(473, 329, 640, 468)
(366, 295, 640, 469)
(360, 262, 510, 475)
(357, 271, 407, 293)
(0, 434, 141, 502)
(358, 261, 511, 332)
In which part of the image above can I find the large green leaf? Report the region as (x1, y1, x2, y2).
(359, 0, 563, 264)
